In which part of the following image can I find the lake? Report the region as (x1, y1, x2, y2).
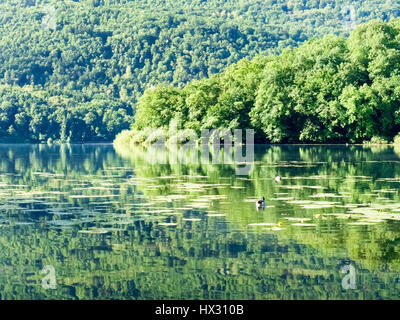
(0, 143, 400, 299)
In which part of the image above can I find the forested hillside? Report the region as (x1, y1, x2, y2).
(117, 18, 400, 145)
(0, 0, 399, 142)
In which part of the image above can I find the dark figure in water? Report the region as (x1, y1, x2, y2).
(256, 197, 265, 209)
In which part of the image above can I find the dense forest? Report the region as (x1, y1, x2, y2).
(0, 0, 399, 142)
(118, 18, 400, 145)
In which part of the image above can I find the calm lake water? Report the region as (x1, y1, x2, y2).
(1, 143, 400, 299)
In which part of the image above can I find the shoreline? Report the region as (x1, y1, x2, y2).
(0, 142, 396, 146)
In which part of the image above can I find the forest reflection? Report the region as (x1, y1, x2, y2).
(0, 144, 399, 299)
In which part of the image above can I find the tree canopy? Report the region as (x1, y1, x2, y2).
(0, 0, 399, 142)
(121, 18, 400, 145)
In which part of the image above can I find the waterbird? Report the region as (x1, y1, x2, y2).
(275, 175, 282, 183)
(256, 197, 265, 209)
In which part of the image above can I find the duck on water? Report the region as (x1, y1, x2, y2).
(256, 197, 265, 209)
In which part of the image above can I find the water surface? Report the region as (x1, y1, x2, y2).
(0, 143, 400, 299)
